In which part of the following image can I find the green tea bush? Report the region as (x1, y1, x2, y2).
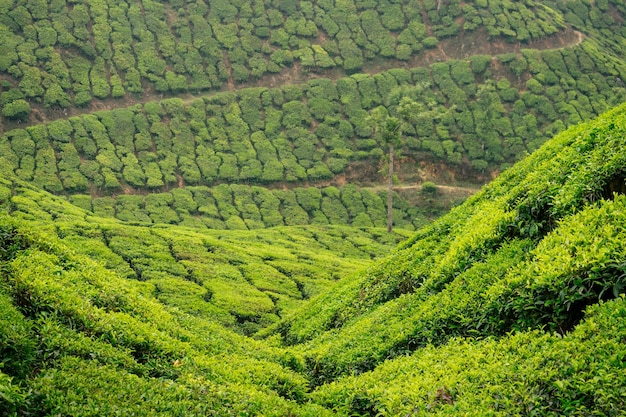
(321, 187, 349, 225)
(270, 104, 626, 386)
(274, 190, 309, 226)
(0, 288, 35, 380)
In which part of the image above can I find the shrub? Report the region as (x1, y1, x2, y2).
(421, 181, 438, 194)
(2, 99, 31, 120)
(340, 185, 367, 220)
(0, 289, 35, 379)
(171, 188, 198, 214)
(144, 193, 179, 224)
(274, 190, 309, 225)
(321, 189, 349, 225)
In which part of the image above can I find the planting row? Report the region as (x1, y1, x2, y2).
(68, 183, 432, 230)
(0, 0, 567, 121)
(2, 43, 626, 195)
(0, 213, 336, 415)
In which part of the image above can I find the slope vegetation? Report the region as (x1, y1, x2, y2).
(270, 102, 626, 412)
(0, 173, 408, 415)
(2, 0, 626, 215)
(0, 0, 566, 125)
(2, 0, 626, 414)
(2, 93, 626, 416)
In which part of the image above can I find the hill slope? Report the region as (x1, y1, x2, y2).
(3, 0, 626, 414)
(0, 174, 410, 415)
(270, 102, 626, 411)
(3, 0, 626, 211)
(2, 99, 626, 415)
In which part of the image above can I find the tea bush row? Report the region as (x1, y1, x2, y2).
(311, 297, 626, 415)
(0, 0, 567, 121)
(3, 95, 626, 416)
(2, 43, 626, 197)
(71, 184, 423, 230)
(0, 213, 341, 416)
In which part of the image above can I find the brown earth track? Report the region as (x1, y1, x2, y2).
(364, 182, 480, 195)
(8, 27, 585, 134)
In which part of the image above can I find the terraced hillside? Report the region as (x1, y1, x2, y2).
(2, 173, 415, 333)
(2, 0, 626, 414)
(2, 0, 626, 229)
(2, 92, 626, 416)
(0, 0, 568, 119)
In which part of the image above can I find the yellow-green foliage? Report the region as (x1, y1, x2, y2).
(0, 176, 409, 334)
(0, 214, 336, 416)
(273, 102, 626, 390)
(312, 298, 626, 416)
(4, 103, 626, 415)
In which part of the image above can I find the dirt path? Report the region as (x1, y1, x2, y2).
(8, 26, 586, 134)
(365, 182, 481, 195)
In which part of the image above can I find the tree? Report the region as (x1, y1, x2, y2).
(370, 84, 451, 232)
(368, 106, 401, 233)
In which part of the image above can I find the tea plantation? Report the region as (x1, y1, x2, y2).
(3, 0, 626, 414)
(1, 93, 626, 417)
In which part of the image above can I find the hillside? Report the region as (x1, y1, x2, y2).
(2, 94, 626, 416)
(1, 173, 415, 333)
(2, 0, 626, 415)
(3, 0, 626, 217)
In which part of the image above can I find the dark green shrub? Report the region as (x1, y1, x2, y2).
(92, 197, 116, 218)
(212, 184, 239, 219)
(0, 287, 35, 379)
(2, 99, 31, 120)
(321, 186, 349, 224)
(340, 185, 367, 220)
(144, 193, 179, 224)
(115, 195, 151, 223)
(252, 186, 283, 227)
(171, 188, 198, 215)
(421, 181, 438, 194)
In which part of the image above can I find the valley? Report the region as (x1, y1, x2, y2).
(2, 0, 626, 415)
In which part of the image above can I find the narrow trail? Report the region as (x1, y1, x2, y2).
(11, 27, 587, 132)
(364, 182, 481, 195)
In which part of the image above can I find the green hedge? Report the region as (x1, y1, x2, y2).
(3, 44, 626, 197)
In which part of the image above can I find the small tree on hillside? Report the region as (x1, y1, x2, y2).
(369, 83, 452, 232)
(368, 106, 402, 233)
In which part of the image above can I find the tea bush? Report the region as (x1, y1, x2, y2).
(272, 102, 626, 386)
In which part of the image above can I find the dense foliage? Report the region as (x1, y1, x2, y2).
(2, 0, 626, 414)
(0, 0, 564, 112)
(1, 94, 626, 416)
(1, 174, 412, 334)
(2, 0, 626, 184)
(270, 103, 626, 399)
(3, 43, 626, 194)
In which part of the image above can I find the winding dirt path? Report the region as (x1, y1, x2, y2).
(9, 26, 586, 133)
